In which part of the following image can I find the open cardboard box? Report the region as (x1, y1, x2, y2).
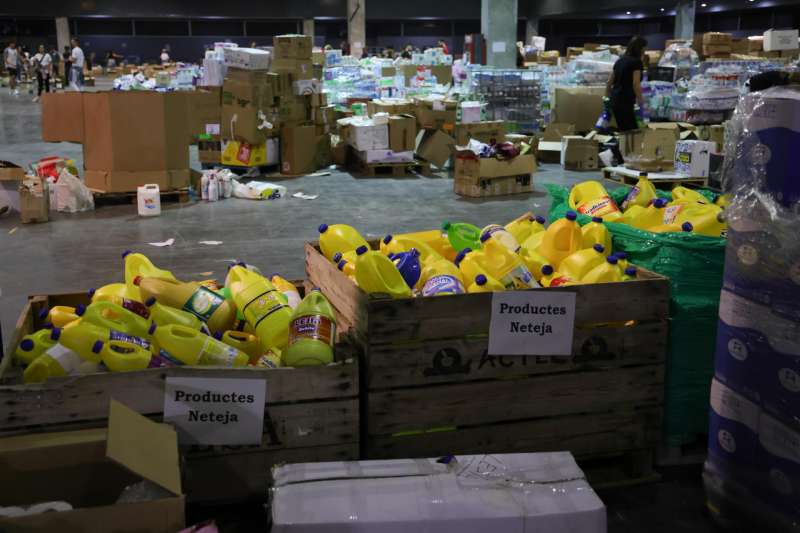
(0, 400, 184, 532)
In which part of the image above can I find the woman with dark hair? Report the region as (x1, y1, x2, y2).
(606, 36, 647, 131)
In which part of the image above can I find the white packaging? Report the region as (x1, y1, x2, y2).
(460, 101, 483, 124)
(214, 41, 238, 61)
(358, 150, 414, 164)
(201, 58, 226, 87)
(272, 452, 606, 533)
(223, 47, 271, 71)
(349, 122, 389, 151)
(293, 79, 321, 95)
(137, 184, 161, 216)
(763, 29, 799, 52)
(674, 140, 716, 177)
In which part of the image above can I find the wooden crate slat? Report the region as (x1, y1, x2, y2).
(366, 320, 668, 388)
(367, 364, 664, 435)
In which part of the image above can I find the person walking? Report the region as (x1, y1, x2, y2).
(31, 44, 52, 102)
(62, 45, 72, 86)
(4, 42, 19, 95)
(606, 36, 647, 132)
(69, 38, 84, 91)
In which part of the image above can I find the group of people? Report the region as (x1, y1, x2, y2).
(2, 38, 86, 101)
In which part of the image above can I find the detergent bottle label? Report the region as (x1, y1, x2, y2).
(48, 345, 85, 374)
(289, 315, 335, 346)
(109, 330, 150, 350)
(577, 196, 620, 218)
(662, 204, 684, 224)
(622, 186, 640, 209)
(550, 276, 573, 287)
(149, 349, 185, 368)
(183, 286, 226, 322)
(243, 290, 288, 327)
(198, 338, 240, 366)
(119, 298, 150, 319)
(422, 275, 465, 297)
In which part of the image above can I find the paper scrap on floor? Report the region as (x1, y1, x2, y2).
(147, 238, 175, 247)
(199, 240, 223, 245)
(292, 192, 318, 200)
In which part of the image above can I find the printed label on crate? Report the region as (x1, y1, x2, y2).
(488, 291, 576, 356)
(164, 377, 266, 445)
(205, 123, 220, 135)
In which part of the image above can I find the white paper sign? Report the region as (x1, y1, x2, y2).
(205, 123, 220, 135)
(164, 377, 266, 445)
(492, 41, 507, 53)
(488, 291, 576, 356)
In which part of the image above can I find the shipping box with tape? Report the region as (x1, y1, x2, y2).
(415, 129, 455, 169)
(186, 87, 221, 143)
(273, 34, 313, 60)
(550, 86, 607, 133)
(453, 120, 506, 145)
(388, 115, 417, 153)
(223, 47, 272, 71)
(414, 97, 457, 133)
(221, 69, 276, 145)
(281, 125, 331, 175)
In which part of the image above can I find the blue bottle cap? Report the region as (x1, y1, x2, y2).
(454, 248, 471, 266)
(535, 215, 545, 224)
(318, 223, 329, 234)
(607, 256, 619, 265)
(387, 253, 395, 260)
(50, 328, 62, 341)
(337, 259, 347, 271)
(213, 331, 222, 340)
(145, 297, 157, 307)
(121, 250, 133, 259)
(270, 272, 279, 278)
(19, 339, 34, 351)
(479, 233, 490, 243)
(475, 274, 487, 286)
(148, 322, 157, 335)
(87, 288, 96, 298)
(616, 251, 627, 259)
(410, 248, 420, 258)
(565, 211, 577, 221)
(625, 266, 637, 276)
(42, 322, 54, 329)
(332, 252, 343, 262)
(75, 304, 86, 316)
(383, 234, 392, 245)
(653, 198, 668, 208)
(92, 341, 104, 354)
(38, 308, 49, 320)
(682, 222, 693, 232)
(356, 245, 368, 255)
(541, 265, 554, 275)
(592, 244, 605, 253)
(591, 217, 603, 223)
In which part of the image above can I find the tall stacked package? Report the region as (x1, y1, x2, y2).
(704, 87, 800, 530)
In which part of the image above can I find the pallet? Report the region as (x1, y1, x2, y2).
(305, 234, 670, 487)
(0, 287, 360, 505)
(350, 159, 431, 178)
(91, 188, 190, 207)
(602, 166, 708, 189)
(657, 433, 709, 466)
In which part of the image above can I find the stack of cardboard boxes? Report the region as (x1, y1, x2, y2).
(702, 32, 732, 59)
(339, 114, 418, 167)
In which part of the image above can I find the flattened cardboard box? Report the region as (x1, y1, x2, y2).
(454, 121, 506, 145)
(415, 129, 455, 168)
(41, 92, 85, 142)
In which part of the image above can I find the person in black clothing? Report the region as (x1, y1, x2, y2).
(606, 36, 647, 132)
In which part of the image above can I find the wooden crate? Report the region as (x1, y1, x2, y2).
(305, 242, 670, 486)
(0, 291, 359, 504)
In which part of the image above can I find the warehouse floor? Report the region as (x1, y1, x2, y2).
(0, 85, 729, 532)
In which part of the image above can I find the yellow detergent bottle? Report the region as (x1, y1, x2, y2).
(537, 211, 583, 269)
(481, 224, 521, 253)
(505, 215, 534, 244)
(149, 324, 248, 366)
(539, 265, 574, 288)
(622, 266, 638, 281)
(467, 274, 505, 293)
(100, 340, 152, 372)
(271, 274, 302, 309)
(559, 244, 608, 281)
(144, 297, 206, 331)
(519, 247, 549, 282)
(621, 172, 657, 210)
(419, 258, 466, 297)
(354, 246, 412, 299)
(715, 194, 730, 208)
(581, 217, 613, 251)
(530, 215, 546, 234)
(24, 343, 103, 384)
(225, 265, 293, 352)
(619, 204, 646, 226)
(521, 228, 546, 254)
(283, 288, 337, 367)
(480, 236, 538, 289)
(336, 258, 357, 281)
(51, 322, 150, 359)
(568, 181, 622, 220)
(216, 331, 263, 364)
(381, 229, 450, 257)
(15, 329, 57, 365)
(582, 255, 624, 284)
(673, 204, 726, 237)
(454, 248, 489, 282)
(318, 223, 369, 261)
(255, 348, 282, 368)
(671, 186, 710, 205)
(136, 277, 236, 334)
(333, 250, 358, 265)
(631, 198, 669, 230)
(380, 234, 443, 266)
(77, 301, 151, 340)
(39, 306, 79, 328)
(613, 251, 629, 270)
(123, 250, 177, 301)
(89, 283, 138, 303)
(648, 221, 694, 234)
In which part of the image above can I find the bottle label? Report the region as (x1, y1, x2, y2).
(183, 286, 226, 322)
(577, 195, 620, 217)
(550, 276, 573, 287)
(109, 330, 150, 350)
(422, 275, 465, 297)
(289, 314, 335, 346)
(622, 186, 640, 209)
(149, 348, 184, 368)
(120, 298, 150, 319)
(198, 337, 241, 366)
(662, 204, 684, 225)
(243, 289, 288, 328)
(48, 345, 85, 374)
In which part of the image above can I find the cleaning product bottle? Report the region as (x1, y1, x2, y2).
(337, 258, 357, 281)
(559, 244, 608, 281)
(480, 235, 538, 289)
(581, 217, 613, 251)
(671, 186, 710, 205)
(77, 301, 151, 340)
(518, 247, 549, 282)
(671, 204, 726, 237)
(217, 331, 262, 363)
(618, 204, 646, 226)
(391, 248, 422, 290)
(88, 283, 138, 303)
(149, 323, 248, 366)
(40, 306, 79, 328)
(225, 265, 293, 352)
(254, 348, 283, 368)
(23, 342, 103, 384)
(521, 228, 546, 254)
(568, 181, 622, 220)
(317, 223, 369, 261)
(332, 251, 358, 265)
(381, 229, 450, 258)
(715, 194, 730, 209)
(454, 248, 489, 283)
(145, 297, 206, 331)
(100, 340, 152, 372)
(613, 251, 630, 270)
(442, 221, 482, 252)
(271, 274, 302, 309)
(419, 258, 466, 297)
(630, 198, 669, 230)
(123, 250, 177, 301)
(88, 292, 150, 319)
(530, 215, 546, 234)
(480, 224, 521, 253)
(539, 265, 574, 288)
(354, 246, 412, 299)
(15, 329, 57, 365)
(380, 235, 442, 266)
(582, 255, 624, 284)
(622, 266, 638, 281)
(51, 322, 150, 358)
(283, 288, 337, 367)
(136, 277, 236, 334)
(505, 215, 534, 245)
(467, 274, 505, 293)
(537, 211, 583, 269)
(621, 172, 657, 210)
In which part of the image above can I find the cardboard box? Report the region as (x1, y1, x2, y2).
(454, 120, 507, 145)
(536, 141, 563, 164)
(271, 58, 314, 80)
(380, 66, 396, 77)
(273, 34, 313, 60)
(348, 122, 389, 151)
(358, 149, 415, 164)
(281, 125, 331, 175)
(221, 70, 276, 144)
(674, 140, 715, 177)
(566, 46, 585, 58)
(18, 176, 48, 224)
(703, 32, 733, 45)
(388, 115, 417, 153)
(703, 44, 732, 56)
(221, 138, 278, 167)
(223, 47, 271, 70)
(764, 29, 799, 52)
(747, 36, 764, 52)
(454, 151, 536, 184)
(313, 105, 337, 128)
(455, 175, 534, 197)
(198, 148, 221, 164)
(619, 128, 677, 161)
(550, 86, 607, 133)
(429, 64, 453, 85)
(542, 122, 576, 142)
(560, 136, 599, 170)
(0, 400, 184, 532)
(415, 99, 457, 133)
(41, 92, 85, 142)
(85, 169, 190, 193)
(459, 101, 483, 124)
(415, 129, 455, 168)
(187, 88, 221, 142)
(276, 99, 309, 127)
(293, 79, 321, 96)
(0, 161, 25, 181)
(367, 99, 415, 117)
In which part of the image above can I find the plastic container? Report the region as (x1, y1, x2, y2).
(100, 340, 152, 372)
(123, 251, 176, 302)
(582, 255, 624, 284)
(622, 266, 638, 281)
(622, 173, 657, 210)
(354, 246, 412, 299)
(537, 211, 583, 269)
(630, 198, 669, 230)
(519, 247, 549, 282)
(505, 216, 534, 244)
(480, 224, 521, 253)
(671, 186, 711, 205)
(581, 217, 613, 251)
(480, 236, 538, 289)
(77, 300, 151, 340)
(380, 229, 450, 258)
(137, 277, 236, 334)
(442, 221, 482, 252)
(467, 274, 505, 293)
(283, 288, 337, 367)
(318, 223, 369, 261)
(137, 184, 161, 217)
(454, 248, 488, 283)
(271, 274, 302, 309)
(539, 265, 574, 287)
(568, 181, 622, 220)
(89, 292, 150, 319)
(219, 331, 262, 363)
(391, 248, 422, 290)
(15, 329, 57, 365)
(419, 258, 466, 297)
(150, 323, 248, 366)
(559, 244, 607, 281)
(89, 283, 139, 304)
(380, 234, 442, 266)
(145, 296, 206, 331)
(24, 343, 102, 384)
(41, 306, 80, 328)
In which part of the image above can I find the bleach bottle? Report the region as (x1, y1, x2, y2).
(318, 223, 369, 261)
(283, 288, 337, 367)
(354, 246, 412, 299)
(16, 329, 57, 365)
(226, 265, 293, 352)
(480, 234, 538, 289)
(537, 211, 583, 269)
(420, 258, 466, 297)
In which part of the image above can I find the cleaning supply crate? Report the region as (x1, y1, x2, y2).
(0, 287, 359, 505)
(305, 242, 670, 487)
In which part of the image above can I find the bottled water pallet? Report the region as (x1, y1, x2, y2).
(91, 187, 190, 207)
(305, 239, 671, 487)
(349, 159, 431, 178)
(0, 285, 359, 505)
(602, 166, 708, 189)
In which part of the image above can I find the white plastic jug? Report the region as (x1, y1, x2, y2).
(137, 184, 161, 216)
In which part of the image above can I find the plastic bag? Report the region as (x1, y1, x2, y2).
(231, 180, 286, 200)
(49, 169, 94, 213)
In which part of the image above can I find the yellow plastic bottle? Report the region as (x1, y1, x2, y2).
(271, 274, 302, 309)
(23, 343, 103, 384)
(537, 211, 583, 269)
(89, 292, 150, 319)
(217, 331, 263, 363)
(144, 297, 206, 331)
(467, 274, 505, 293)
(530, 215, 546, 234)
(622, 266, 638, 281)
(123, 250, 177, 301)
(225, 265, 293, 352)
(481, 224, 521, 253)
(581, 217, 613, 251)
(521, 228, 546, 254)
(673, 204, 726, 237)
(715, 194, 730, 209)
(559, 244, 608, 281)
(613, 251, 630, 270)
(568, 181, 622, 220)
(621, 172, 657, 210)
(381, 229, 450, 258)
(318, 223, 369, 261)
(648, 221, 694, 234)
(454, 248, 488, 282)
(480, 236, 538, 289)
(505, 215, 534, 244)
(582, 256, 624, 284)
(419, 258, 466, 297)
(100, 340, 152, 372)
(15, 329, 57, 365)
(671, 186, 710, 205)
(283, 288, 337, 367)
(77, 301, 151, 340)
(619, 204, 646, 226)
(51, 322, 150, 359)
(354, 246, 413, 299)
(336, 258, 357, 281)
(254, 348, 282, 368)
(136, 277, 236, 334)
(539, 265, 574, 288)
(149, 324, 249, 366)
(89, 283, 138, 303)
(631, 198, 669, 230)
(380, 234, 443, 266)
(519, 247, 549, 282)
(41, 306, 80, 328)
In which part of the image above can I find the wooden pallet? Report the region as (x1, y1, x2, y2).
(602, 166, 708, 189)
(91, 188, 190, 207)
(350, 159, 431, 178)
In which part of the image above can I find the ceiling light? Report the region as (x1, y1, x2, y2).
(626, 11, 631, 14)
(700, 2, 707, 6)
(660, 7, 665, 11)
